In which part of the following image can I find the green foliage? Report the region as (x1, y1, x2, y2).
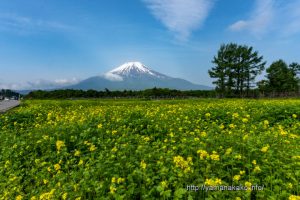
(0, 99, 299, 199)
(260, 60, 300, 94)
(25, 88, 216, 99)
(209, 43, 266, 97)
(0, 89, 21, 99)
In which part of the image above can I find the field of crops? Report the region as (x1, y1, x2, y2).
(0, 99, 299, 200)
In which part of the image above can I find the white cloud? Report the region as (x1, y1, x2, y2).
(0, 78, 80, 90)
(0, 13, 73, 34)
(102, 73, 123, 81)
(229, 0, 300, 38)
(229, 0, 275, 37)
(143, 0, 214, 40)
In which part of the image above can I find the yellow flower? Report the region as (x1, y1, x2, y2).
(292, 114, 297, 119)
(200, 131, 207, 137)
(234, 154, 242, 160)
(74, 150, 81, 157)
(252, 160, 257, 165)
(242, 118, 248, 123)
(233, 175, 241, 181)
(245, 181, 252, 190)
(289, 195, 300, 200)
(111, 177, 117, 183)
(197, 150, 209, 160)
(205, 113, 211, 118)
(16, 195, 23, 200)
(236, 197, 242, 200)
(232, 113, 239, 118)
(263, 120, 269, 126)
(39, 189, 56, 200)
(89, 144, 96, 152)
(205, 178, 213, 186)
(30, 196, 37, 200)
(5, 160, 10, 168)
(240, 170, 245, 175)
(54, 163, 61, 171)
(214, 178, 221, 185)
(73, 184, 79, 192)
(97, 123, 103, 128)
(229, 124, 235, 129)
(140, 160, 147, 170)
(9, 176, 17, 181)
(280, 129, 288, 136)
(110, 185, 117, 194)
(143, 136, 150, 142)
(78, 159, 84, 166)
(161, 181, 168, 188)
(205, 178, 222, 186)
(117, 178, 125, 184)
(43, 179, 48, 184)
(243, 134, 249, 140)
(56, 140, 65, 151)
(219, 124, 225, 129)
(210, 151, 220, 161)
(225, 147, 232, 155)
(112, 147, 118, 152)
(62, 193, 68, 200)
(254, 166, 261, 173)
(261, 145, 270, 153)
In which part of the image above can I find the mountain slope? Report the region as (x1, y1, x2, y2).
(68, 62, 211, 90)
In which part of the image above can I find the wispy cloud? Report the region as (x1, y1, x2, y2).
(229, 0, 300, 38)
(0, 13, 73, 35)
(229, 0, 275, 37)
(0, 78, 80, 90)
(281, 0, 300, 36)
(143, 0, 214, 41)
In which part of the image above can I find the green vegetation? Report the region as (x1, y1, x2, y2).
(26, 88, 216, 99)
(0, 99, 299, 199)
(209, 43, 300, 98)
(258, 60, 300, 94)
(0, 89, 21, 100)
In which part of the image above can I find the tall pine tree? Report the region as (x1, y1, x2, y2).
(209, 43, 265, 97)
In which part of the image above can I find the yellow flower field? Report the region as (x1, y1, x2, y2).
(0, 99, 299, 199)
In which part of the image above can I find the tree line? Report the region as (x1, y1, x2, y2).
(209, 43, 300, 97)
(0, 89, 21, 100)
(25, 88, 217, 99)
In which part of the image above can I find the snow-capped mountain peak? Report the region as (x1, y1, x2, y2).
(108, 61, 163, 78)
(108, 62, 154, 76)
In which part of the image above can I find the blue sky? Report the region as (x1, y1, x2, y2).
(1, 0, 300, 89)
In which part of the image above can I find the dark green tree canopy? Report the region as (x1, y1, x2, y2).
(264, 60, 299, 93)
(209, 43, 265, 97)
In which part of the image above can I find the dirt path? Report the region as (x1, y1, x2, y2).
(0, 100, 20, 113)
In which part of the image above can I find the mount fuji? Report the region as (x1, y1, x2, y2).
(67, 62, 211, 91)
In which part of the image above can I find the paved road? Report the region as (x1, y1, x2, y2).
(0, 100, 20, 113)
